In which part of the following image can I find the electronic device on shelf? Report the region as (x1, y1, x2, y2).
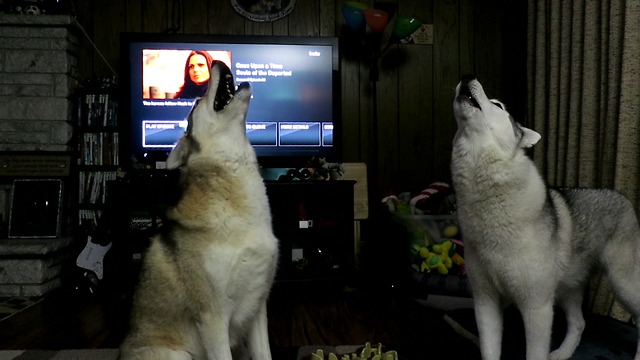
(120, 33, 342, 170)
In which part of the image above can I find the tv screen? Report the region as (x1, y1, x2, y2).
(120, 33, 341, 170)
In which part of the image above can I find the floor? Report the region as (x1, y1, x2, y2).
(0, 274, 480, 360)
(3, 268, 637, 359)
(0, 296, 44, 322)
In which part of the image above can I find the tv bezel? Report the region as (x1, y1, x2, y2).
(119, 32, 342, 171)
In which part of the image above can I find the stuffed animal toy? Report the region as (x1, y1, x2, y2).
(419, 239, 465, 275)
(419, 247, 449, 274)
(431, 240, 455, 270)
(381, 193, 412, 214)
(409, 182, 452, 215)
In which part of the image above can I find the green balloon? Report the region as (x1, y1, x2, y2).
(393, 15, 422, 38)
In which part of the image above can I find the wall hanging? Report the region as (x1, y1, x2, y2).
(231, 0, 295, 22)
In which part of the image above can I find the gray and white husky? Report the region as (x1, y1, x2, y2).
(450, 75, 640, 360)
(120, 62, 279, 360)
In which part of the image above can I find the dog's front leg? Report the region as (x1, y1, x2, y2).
(521, 301, 554, 360)
(198, 311, 233, 360)
(247, 301, 272, 360)
(474, 295, 504, 360)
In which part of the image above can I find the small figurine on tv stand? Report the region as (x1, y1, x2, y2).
(307, 157, 345, 180)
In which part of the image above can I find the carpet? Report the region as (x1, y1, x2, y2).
(0, 297, 44, 323)
(444, 306, 639, 359)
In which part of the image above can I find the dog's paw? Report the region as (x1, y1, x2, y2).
(549, 349, 572, 360)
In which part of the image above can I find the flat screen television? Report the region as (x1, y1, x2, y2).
(119, 33, 341, 171)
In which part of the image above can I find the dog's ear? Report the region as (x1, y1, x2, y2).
(167, 136, 190, 169)
(520, 127, 541, 148)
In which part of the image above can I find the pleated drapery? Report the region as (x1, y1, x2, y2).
(527, 0, 640, 322)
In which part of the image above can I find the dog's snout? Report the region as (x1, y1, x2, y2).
(461, 74, 476, 83)
(456, 74, 481, 109)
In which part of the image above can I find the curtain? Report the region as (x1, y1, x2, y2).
(527, 0, 640, 322)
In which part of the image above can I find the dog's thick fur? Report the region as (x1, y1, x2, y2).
(450, 75, 640, 360)
(119, 63, 279, 360)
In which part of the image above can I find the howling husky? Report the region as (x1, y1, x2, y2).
(120, 62, 279, 360)
(450, 74, 640, 360)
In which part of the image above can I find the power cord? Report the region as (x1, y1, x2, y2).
(72, 17, 118, 79)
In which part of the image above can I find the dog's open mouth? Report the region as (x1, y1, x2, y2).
(213, 62, 235, 112)
(458, 85, 481, 109)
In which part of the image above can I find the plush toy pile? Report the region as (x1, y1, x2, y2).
(382, 182, 466, 276)
(302, 342, 398, 360)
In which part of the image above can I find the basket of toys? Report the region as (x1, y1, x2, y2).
(382, 182, 470, 296)
(396, 213, 464, 275)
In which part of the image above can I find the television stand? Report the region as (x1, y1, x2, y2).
(98, 176, 356, 294)
(265, 180, 356, 283)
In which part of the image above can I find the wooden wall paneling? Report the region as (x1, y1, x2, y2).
(376, 50, 400, 196)
(207, 0, 244, 35)
(432, 0, 459, 182)
(340, 56, 363, 162)
(397, 0, 435, 191)
(320, 0, 337, 37)
(458, 0, 473, 77)
(339, 26, 364, 163)
(473, 0, 527, 124)
(182, 0, 208, 34)
(287, 0, 321, 36)
(359, 61, 376, 198)
(342, 0, 375, 198)
(75, 0, 94, 79)
(125, 0, 143, 33)
(121, 0, 141, 97)
(473, 0, 503, 102)
(272, 17, 290, 36)
(166, 0, 180, 33)
(498, 0, 527, 123)
(364, 4, 400, 199)
(245, 20, 274, 36)
(92, 0, 127, 78)
(141, 0, 169, 33)
(370, 0, 401, 197)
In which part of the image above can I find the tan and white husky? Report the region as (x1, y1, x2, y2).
(120, 62, 279, 360)
(451, 75, 640, 360)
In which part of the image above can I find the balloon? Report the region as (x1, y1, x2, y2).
(364, 9, 389, 33)
(342, 3, 366, 31)
(393, 15, 422, 39)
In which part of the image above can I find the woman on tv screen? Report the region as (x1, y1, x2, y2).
(174, 50, 214, 99)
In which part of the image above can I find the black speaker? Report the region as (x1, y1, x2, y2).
(8, 179, 64, 238)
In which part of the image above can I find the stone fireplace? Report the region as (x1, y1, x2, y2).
(0, 14, 76, 152)
(0, 13, 77, 296)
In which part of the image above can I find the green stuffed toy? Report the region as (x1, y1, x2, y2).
(431, 240, 455, 270)
(419, 239, 463, 275)
(419, 247, 448, 274)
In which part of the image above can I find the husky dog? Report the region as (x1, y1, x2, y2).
(120, 62, 279, 360)
(450, 74, 640, 360)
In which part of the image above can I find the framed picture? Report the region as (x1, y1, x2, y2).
(231, 0, 296, 22)
(8, 179, 64, 238)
